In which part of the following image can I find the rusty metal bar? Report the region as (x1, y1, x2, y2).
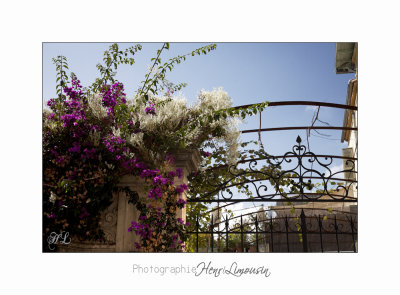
(206, 154, 358, 173)
(233, 100, 358, 111)
(242, 126, 357, 134)
(241, 154, 358, 161)
(188, 198, 357, 203)
(189, 191, 358, 203)
(207, 207, 357, 225)
(194, 176, 357, 200)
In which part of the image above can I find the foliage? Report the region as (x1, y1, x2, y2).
(43, 42, 270, 252)
(137, 43, 217, 98)
(88, 44, 142, 94)
(52, 55, 69, 98)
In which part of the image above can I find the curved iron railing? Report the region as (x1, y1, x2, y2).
(188, 136, 357, 203)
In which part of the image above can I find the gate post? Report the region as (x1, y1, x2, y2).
(58, 150, 201, 252)
(172, 150, 202, 225)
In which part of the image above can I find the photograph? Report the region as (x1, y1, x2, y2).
(4, 1, 400, 293)
(42, 42, 358, 253)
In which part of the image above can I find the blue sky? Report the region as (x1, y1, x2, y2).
(43, 42, 356, 215)
(43, 42, 355, 159)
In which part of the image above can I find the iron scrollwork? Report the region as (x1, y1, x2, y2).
(195, 136, 357, 203)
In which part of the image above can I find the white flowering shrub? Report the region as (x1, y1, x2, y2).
(111, 87, 244, 166)
(43, 43, 269, 252)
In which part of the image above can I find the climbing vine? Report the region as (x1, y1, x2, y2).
(43, 42, 269, 252)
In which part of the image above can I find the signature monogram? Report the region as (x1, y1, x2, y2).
(47, 231, 71, 250)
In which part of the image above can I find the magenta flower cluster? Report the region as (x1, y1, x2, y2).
(128, 221, 152, 240)
(176, 218, 189, 227)
(44, 74, 192, 252)
(67, 142, 96, 160)
(145, 101, 156, 115)
(121, 157, 147, 172)
(64, 76, 83, 99)
(100, 82, 126, 116)
(148, 186, 163, 199)
(126, 164, 191, 250)
(49, 146, 66, 165)
(176, 183, 188, 194)
(47, 75, 87, 128)
(176, 198, 187, 210)
(102, 135, 128, 162)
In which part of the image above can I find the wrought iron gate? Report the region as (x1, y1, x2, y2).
(186, 136, 358, 253)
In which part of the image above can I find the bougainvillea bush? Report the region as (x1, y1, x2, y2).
(43, 43, 268, 252)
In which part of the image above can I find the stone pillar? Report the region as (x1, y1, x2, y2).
(172, 150, 202, 224)
(58, 150, 201, 252)
(115, 150, 201, 252)
(115, 176, 146, 252)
